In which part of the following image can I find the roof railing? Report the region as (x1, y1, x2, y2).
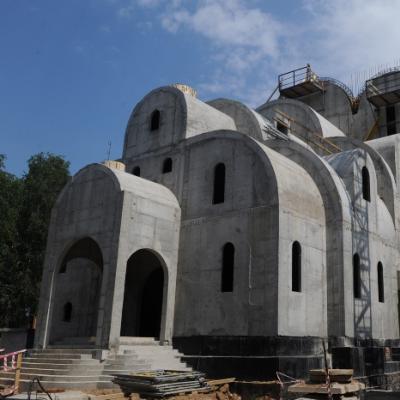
(278, 65, 321, 91)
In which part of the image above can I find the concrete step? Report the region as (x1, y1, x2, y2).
(111, 354, 140, 360)
(21, 361, 101, 369)
(0, 371, 111, 382)
(148, 360, 190, 369)
(117, 337, 159, 346)
(23, 357, 100, 365)
(104, 361, 149, 368)
(31, 348, 97, 354)
(9, 344, 191, 391)
(47, 344, 98, 349)
(119, 344, 172, 351)
(0, 377, 116, 391)
(26, 352, 94, 359)
(10, 366, 104, 376)
(103, 367, 151, 374)
(52, 336, 96, 345)
(118, 350, 183, 359)
(121, 345, 180, 352)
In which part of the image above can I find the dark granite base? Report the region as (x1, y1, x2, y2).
(173, 335, 325, 380)
(182, 355, 324, 380)
(173, 335, 324, 357)
(173, 335, 400, 386)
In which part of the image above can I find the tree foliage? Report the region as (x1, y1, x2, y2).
(0, 155, 22, 326)
(0, 153, 70, 327)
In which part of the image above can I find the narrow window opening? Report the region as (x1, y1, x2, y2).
(221, 243, 234, 292)
(59, 262, 67, 273)
(213, 163, 225, 204)
(386, 106, 396, 136)
(63, 302, 72, 322)
(353, 253, 361, 299)
(362, 167, 371, 202)
(150, 110, 160, 131)
(162, 158, 173, 174)
(132, 166, 141, 176)
(277, 121, 289, 134)
(378, 262, 384, 303)
(292, 241, 301, 292)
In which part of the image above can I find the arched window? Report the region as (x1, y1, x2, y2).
(63, 302, 72, 322)
(378, 262, 384, 303)
(132, 166, 141, 176)
(150, 109, 160, 131)
(362, 167, 370, 202)
(221, 243, 234, 292)
(213, 163, 225, 204)
(162, 158, 173, 174)
(353, 253, 361, 299)
(292, 241, 301, 292)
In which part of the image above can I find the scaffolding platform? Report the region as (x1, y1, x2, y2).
(278, 65, 324, 98)
(366, 70, 400, 107)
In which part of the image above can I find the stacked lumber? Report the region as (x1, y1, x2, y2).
(113, 370, 210, 398)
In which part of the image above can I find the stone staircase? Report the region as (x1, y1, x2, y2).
(106, 337, 191, 373)
(0, 338, 190, 391)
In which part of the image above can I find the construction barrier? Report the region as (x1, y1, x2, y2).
(0, 349, 26, 394)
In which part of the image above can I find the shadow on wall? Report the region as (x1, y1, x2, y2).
(0, 328, 35, 353)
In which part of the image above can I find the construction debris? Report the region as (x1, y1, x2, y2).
(288, 368, 364, 400)
(308, 369, 353, 384)
(163, 381, 241, 400)
(112, 370, 210, 398)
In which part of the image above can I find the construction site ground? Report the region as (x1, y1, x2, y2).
(4, 384, 400, 400)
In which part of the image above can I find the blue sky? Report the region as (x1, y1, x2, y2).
(1, 0, 400, 176)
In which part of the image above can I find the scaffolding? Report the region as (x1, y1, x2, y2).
(352, 152, 372, 340)
(366, 70, 400, 107)
(274, 109, 341, 155)
(278, 65, 324, 98)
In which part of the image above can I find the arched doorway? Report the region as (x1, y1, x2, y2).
(49, 237, 103, 345)
(120, 249, 165, 338)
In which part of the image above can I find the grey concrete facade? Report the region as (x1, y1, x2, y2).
(35, 72, 400, 379)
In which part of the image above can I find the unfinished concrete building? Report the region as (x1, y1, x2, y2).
(33, 66, 400, 384)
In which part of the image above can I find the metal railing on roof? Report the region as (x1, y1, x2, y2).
(319, 77, 355, 100)
(319, 77, 360, 113)
(278, 65, 321, 91)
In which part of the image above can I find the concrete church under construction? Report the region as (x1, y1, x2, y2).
(31, 65, 400, 385)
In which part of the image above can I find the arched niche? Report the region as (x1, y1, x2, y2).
(49, 237, 103, 345)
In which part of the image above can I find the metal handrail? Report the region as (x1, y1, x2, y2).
(319, 77, 355, 100)
(278, 65, 320, 90)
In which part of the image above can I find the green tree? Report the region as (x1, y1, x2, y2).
(15, 153, 70, 326)
(0, 155, 22, 326)
(0, 153, 70, 327)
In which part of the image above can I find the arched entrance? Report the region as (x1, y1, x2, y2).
(120, 249, 165, 338)
(49, 237, 103, 345)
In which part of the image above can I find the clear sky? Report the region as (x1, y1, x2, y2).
(2, 0, 400, 176)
